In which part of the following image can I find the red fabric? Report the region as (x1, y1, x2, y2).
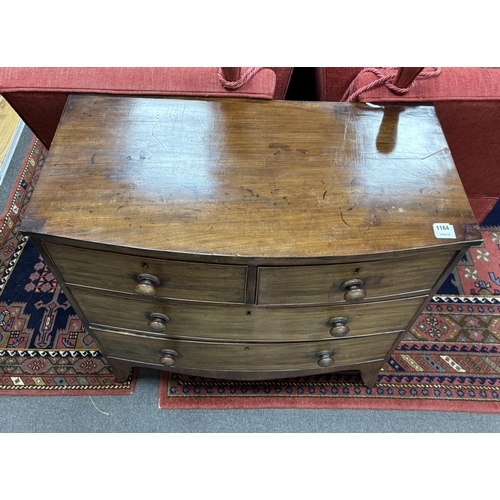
(0, 67, 277, 98)
(313, 67, 363, 101)
(4, 92, 68, 150)
(468, 196, 499, 224)
(268, 67, 293, 100)
(342, 67, 442, 102)
(0, 67, 283, 148)
(342, 67, 500, 102)
(433, 100, 500, 198)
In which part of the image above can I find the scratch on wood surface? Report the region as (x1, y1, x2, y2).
(392, 160, 423, 178)
(420, 147, 448, 161)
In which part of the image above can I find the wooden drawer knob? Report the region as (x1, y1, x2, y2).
(160, 349, 178, 367)
(341, 278, 366, 302)
(148, 313, 170, 333)
(328, 316, 350, 337)
(317, 350, 335, 367)
(134, 273, 160, 297)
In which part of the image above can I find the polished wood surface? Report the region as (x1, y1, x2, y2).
(68, 286, 425, 342)
(43, 242, 248, 303)
(21, 96, 481, 387)
(22, 95, 479, 261)
(92, 327, 400, 378)
(257, 247, 456, 305)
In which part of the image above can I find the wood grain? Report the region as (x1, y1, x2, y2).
(21, 95, 480, 261)
(257, 247, 456, 305)
(68, 285, 426, 342)
(0, 96, 20, 169)
(44, 242, 248, 304)
(91, 327, 400, 377)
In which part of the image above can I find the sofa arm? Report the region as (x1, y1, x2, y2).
(0, 67, 280, 148)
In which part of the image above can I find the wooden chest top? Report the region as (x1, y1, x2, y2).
(21, 95, 479, 261)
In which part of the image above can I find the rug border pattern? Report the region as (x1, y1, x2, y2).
(0, 368, 137, 395)
(0, 235, 28, 294)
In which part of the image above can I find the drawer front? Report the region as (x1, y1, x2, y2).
(92, 328, 400, 373)
(257, 248, 455, 305)
(70, 286, 425, 341)
(44, 243, 247, 303)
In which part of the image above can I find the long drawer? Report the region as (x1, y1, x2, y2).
(44, 243, 247, 303)
(69, 286, 425, 342)
(92, 328, 400, 373)
(257, 247, 455, 305)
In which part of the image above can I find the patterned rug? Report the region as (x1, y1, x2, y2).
(0, 137, 44, 278)
(158, 224, 500, 412)
(0, 138, 136, 395)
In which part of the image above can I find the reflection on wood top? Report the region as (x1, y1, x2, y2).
(21, 95, 479, 261)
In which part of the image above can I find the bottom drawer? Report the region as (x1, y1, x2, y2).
(92, 328, 400, 375)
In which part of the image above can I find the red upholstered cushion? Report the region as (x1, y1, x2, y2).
(344, 67, 500, 102)
(0, 67, 279, 148)
(0, 67, 277, 99)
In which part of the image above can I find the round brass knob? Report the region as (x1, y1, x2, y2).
(328, 316, 350, 337)
(134, 273, 160, 297)
(317, 350, 335, 368)
(147, 313, 170, 333)
(159, 349, 178, 367)
(341, 278, 366, 302)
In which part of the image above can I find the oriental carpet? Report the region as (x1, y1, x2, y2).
(0, 137, 136, 395)
(158, 223, 500, 412)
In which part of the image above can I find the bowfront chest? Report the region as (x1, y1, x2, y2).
(20, 95, 481, 387)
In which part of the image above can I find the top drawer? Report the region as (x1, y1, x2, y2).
(257, 247, 455, 305)
(43, 243, 247, 304)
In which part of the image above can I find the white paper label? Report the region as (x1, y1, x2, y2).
(433, 223, 456, 239)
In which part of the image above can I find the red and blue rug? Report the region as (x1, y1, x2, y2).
(0, 138, 135, 395)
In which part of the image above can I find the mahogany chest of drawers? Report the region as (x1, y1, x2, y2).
(20, 95, 481, 387)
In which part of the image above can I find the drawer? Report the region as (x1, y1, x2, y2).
(70, 286, 425, 341)
(92, 328, 400, 374)
(257, 247, 455, 305)
(44, 243, 247, 303)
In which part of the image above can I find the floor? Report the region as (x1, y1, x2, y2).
(3, 366, 500, 433)
(0, 97, 20, 173)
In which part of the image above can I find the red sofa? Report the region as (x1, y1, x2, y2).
(314, 67, 500, 223)
(0, 67, 293, 149)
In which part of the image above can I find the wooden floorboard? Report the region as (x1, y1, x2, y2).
(0, 96, 21, 169)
